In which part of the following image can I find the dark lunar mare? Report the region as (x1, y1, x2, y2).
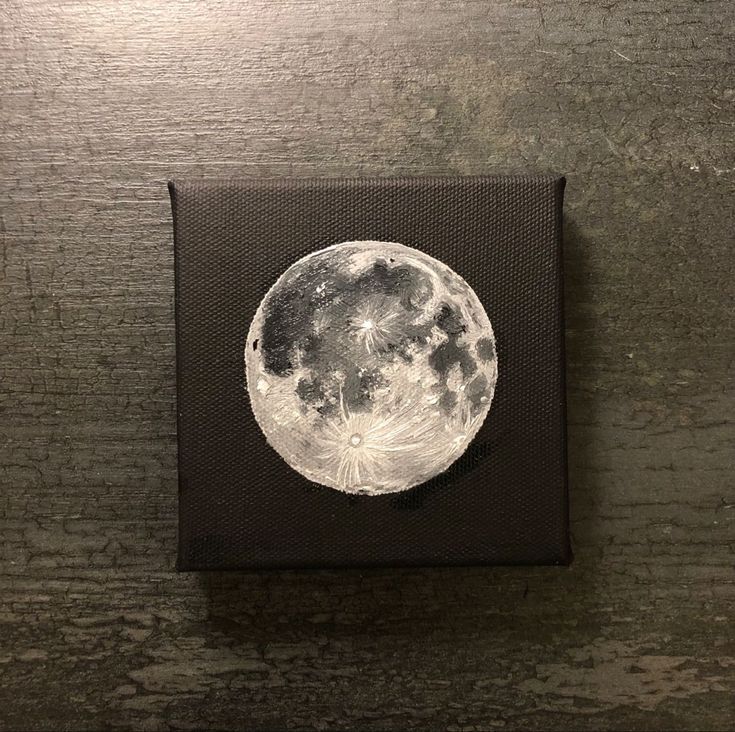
(259, 252, 482, 414)
(428, 304, 490, 415)
(429, 304, 477, 380)
(260, 254, 429, 376)
(476, 337, 496, 362)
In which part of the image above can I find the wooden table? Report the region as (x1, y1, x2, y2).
(2, 2, 733, 729)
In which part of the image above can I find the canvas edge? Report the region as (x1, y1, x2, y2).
(168, 180, 190, 572)
(554, 175, 573, 566)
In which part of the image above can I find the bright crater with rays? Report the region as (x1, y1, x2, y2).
(245, 241, 498, 495)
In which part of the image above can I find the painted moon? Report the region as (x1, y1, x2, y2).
(245, 241, 498, 495)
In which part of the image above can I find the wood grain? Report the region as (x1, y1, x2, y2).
(1, 1, 733, 729)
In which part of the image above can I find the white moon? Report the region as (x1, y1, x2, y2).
(245, 241, 498, 495)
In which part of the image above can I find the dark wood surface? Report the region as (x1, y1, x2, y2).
(2, 1, 733, 730)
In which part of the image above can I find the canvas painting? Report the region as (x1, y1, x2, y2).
(169, 176, 569, 569)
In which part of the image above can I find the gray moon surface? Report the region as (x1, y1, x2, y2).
(245, 241, 499, 495)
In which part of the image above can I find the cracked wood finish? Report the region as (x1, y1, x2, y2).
(1, 1, 733, 730)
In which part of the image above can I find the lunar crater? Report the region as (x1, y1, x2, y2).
(245, 241, 498, 495)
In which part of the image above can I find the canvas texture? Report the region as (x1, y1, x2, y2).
(169, 176, 570, 570)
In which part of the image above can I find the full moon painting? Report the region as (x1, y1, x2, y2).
(245, 241, 498, 495)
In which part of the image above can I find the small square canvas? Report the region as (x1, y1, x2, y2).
(169, 176, 570, 570)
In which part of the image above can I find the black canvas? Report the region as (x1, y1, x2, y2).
(169, 176, 570, 570)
